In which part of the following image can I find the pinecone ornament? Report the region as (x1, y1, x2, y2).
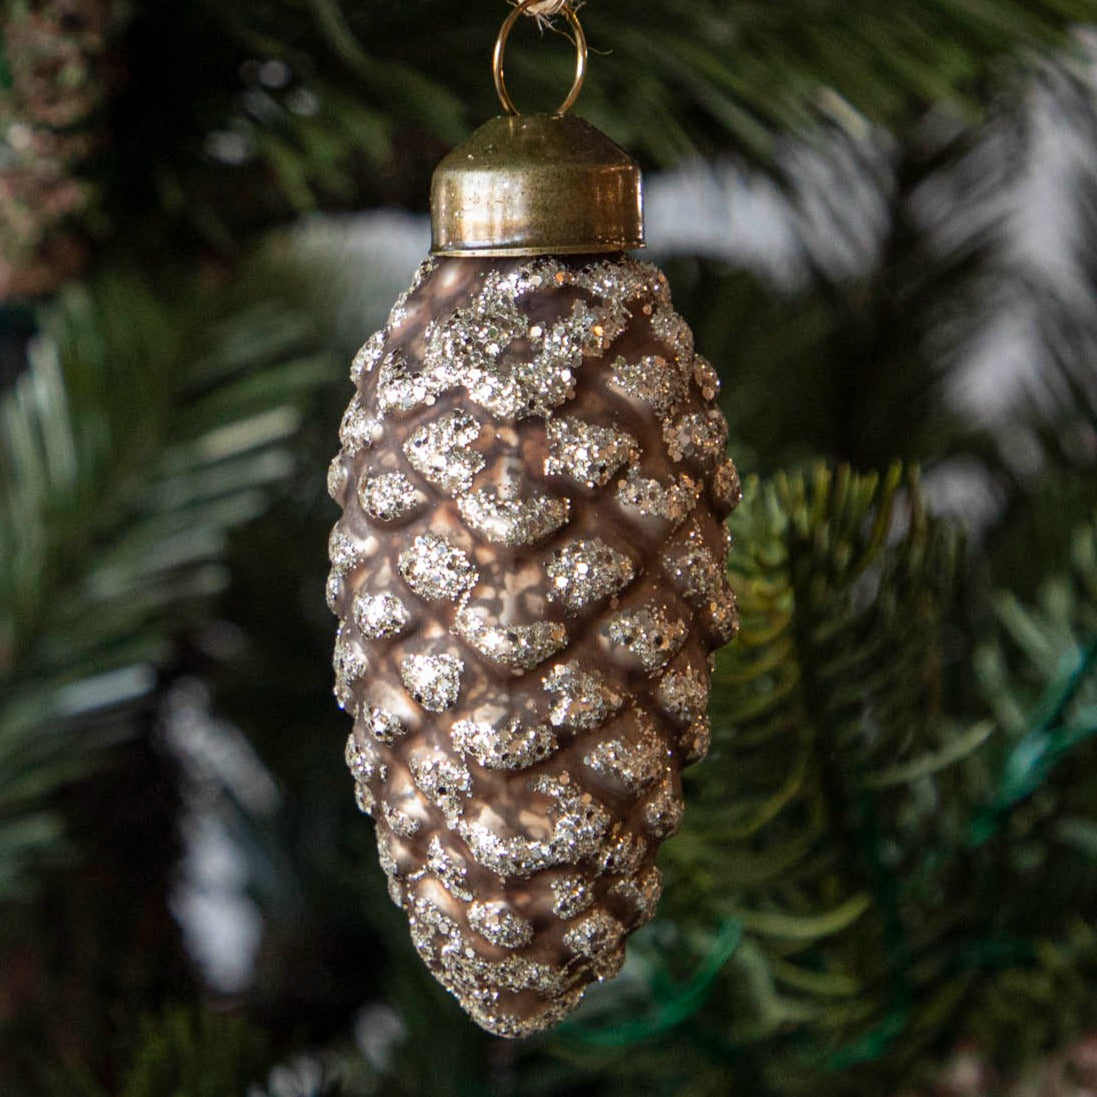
(326, 2, 740, 1038)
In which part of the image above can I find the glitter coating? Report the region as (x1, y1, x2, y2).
(452, 715, 557, 770)
(399, 652, 463, 712)
(359, 471, 427, 523)
(332, 625, 367, 710)
(650, 304, 695, 360)
(583, 716, 668, 794)
(467, 901, 535, 949)
(563, 911, 626, 980)
(427, 835, 474, 901)
(615, 468, 699, 528)
(339, 396, 383, 456)
(610, 866, 663, 926)
(404, 411, 485, 494)
(656, 666, 709, 725)
(328, 253, 739, 1039)
(601, 604, 689, 674)
(545, 538, 636, 613)
(713, 457, 743, 510)
(458, 773, 612, 877)
(550, 873, 595, 919)
(363, 705, 405, 744)
(607, 353, 685, 417)
(663, 410, 728, 465)
(327, 457, 348, 503)
(661, 524, 724, 603)
(457, 488, 570, 546)
(543, 661, 624, 731)
(353, 591, 411, 639)
(643, 775, 685, 837)
(409, 750, 472, 823)
(455, 604, 568, 670)
(544, 416, 639, 488)
(351, 330, 386, 383)
(398, 534, 478, 602)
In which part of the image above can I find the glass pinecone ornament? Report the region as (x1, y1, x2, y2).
(326, 1, 740, 1037)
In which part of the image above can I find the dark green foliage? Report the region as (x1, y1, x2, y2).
(16, 0, 1090, 264)
(0, 266, 331, 897)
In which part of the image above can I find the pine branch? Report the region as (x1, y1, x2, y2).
(10, 0, 1085, 270)
(0, 264, 333, 903)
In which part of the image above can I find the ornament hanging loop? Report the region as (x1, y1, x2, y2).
(493, 0, 588, 117)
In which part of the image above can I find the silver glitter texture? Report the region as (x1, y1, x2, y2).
(573, 258, 670, 306)
(543, 661, 623, 731)
(544, 417, 639, 488)
(439, 940, 566, 997)
(602, 604, 689, 674)
(457, 488, 570, 546)
(427, 836, 474, 902)
(325, 570, 341, 613)
(332, 625, 367, 709)
(376, 349, 443, 416)
(562, 911, 626, 980)
(362, 705, 405, 744)
(350, 330, 385, 383)
(661, 524, 724, 603)
(583, 717, 668, 794)
(327, 457, 348, 503)
(458, 773, 611, 876)
(383, 800, 422, 839)
(643, 774, 684, 837)
(353, 782, 376, 817)
(359, 471, 427, 523)
(452, 715, 557, 771)
(663, 410, 728, 465)
(546, 538, 636, 613)
(339, 396, 383, 456)
(398, 533, 478, 602)
(615, 469, 699, 527)
(353, 591, 410, 639)
(327, 527, 361, 574)
(650, 304, 695, 360)
(399, 652, 463, 712)
(455, 605, 568, 671)
(345, 735, 385, 816)
(404, 411, 485, 495)
(609, 867, 663, 926)
(593, 824, 648, 877)
(713, 457, 742, 511)
(550, 873, 595, 919)
(409, 750, 471, 823)
(345, 733, 383, 785)
(607, 353, 685, 417)
(656, 666, 709, 724)
(467, 901, 535, 950)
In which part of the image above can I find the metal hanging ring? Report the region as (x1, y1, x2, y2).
(493, 0, 588, 117)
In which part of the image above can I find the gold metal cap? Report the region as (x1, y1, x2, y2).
(430, 0, 642, 256)
(430, 113, 644, 257)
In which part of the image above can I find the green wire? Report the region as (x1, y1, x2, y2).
(560, 639, 1096, 1059)
(560, 919, 744, 1047)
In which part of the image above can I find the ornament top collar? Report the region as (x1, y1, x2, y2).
(429, 1, 644, 258)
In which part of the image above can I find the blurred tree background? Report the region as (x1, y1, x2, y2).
(2, 1, 1097, 1094)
